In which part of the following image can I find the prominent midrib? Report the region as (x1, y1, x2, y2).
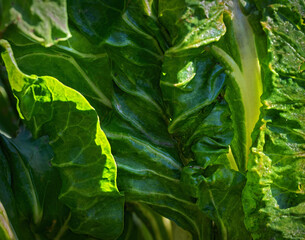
(231, 0, 262, 169)
(214, 1, 262, 171)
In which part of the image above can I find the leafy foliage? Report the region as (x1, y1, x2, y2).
(0, 0, 304, 239)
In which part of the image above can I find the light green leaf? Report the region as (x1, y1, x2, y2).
(0, 39, 124, 239)
(0, 0, 71, 46)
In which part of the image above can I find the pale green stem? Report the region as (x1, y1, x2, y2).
(231, 0, 262, 168)
(213, 1, 262, 171)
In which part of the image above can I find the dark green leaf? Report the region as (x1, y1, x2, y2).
(243, 1, 305, 239)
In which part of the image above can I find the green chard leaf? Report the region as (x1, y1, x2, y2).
(0, 130, 62, 240)
(0, 39, 124, 239)
(94, 1, 211, 238)
(0, 129, 54, 225)
(0, 0, 71, 46)
(243, 1, 305, 239)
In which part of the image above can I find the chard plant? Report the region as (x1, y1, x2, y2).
(0, 0, 304, 239)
